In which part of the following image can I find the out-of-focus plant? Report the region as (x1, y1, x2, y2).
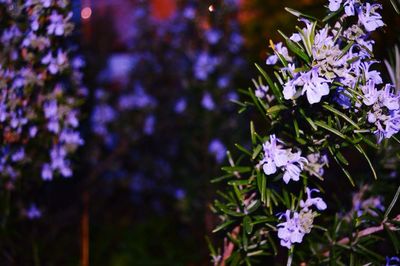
(0, 0, 84, 218)
(82, 0, 250, 264)
(210, 0, 400, 265)
(86, 0, 247, 210)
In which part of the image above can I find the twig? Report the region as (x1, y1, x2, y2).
(220, 226, 240, 266)
(323, 214, 400, 257)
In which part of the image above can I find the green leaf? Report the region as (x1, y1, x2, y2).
(390, 0, 400, 14)
(221, 166, 252, 173)
(205, 236, 217, 256)
(299, 108, 317, 131)
(354, 144, 377, 180)
(384, 224, 400, 253)
(243, 216, 253, 234)
(250, 121, 256, 145)
(211, 174, 233, 183)
(246, 200, 261, 214)
(267, 233, 278, 255)
(384, 185, 400, 219)
(235, 143, 252, 156)
(322, 6, 343, 22)
(252, 145, 262, 160)
(247, 87, 266, 115)
(267, 104, 288, 114)
(284, 7, 319, 21)
(322, 104, 360, 129)
(214, 201, 245, 217)
(228, 179, 251, 186)
(278, 30, 311, 64)
(338, 41, 354, 60)
(333, 149, 349, 166)
(257, 172, 267, 203)
(315, 120, 347, 140)
(212, 219, 235, 233)
(293, 118, 300, 138)
(255, 63, 283, 103)
(355, 244, 384, 261)
(328, 146, 355, 186)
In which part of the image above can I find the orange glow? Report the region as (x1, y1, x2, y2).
(151, 0, 176, 20)
(81, 7, 92, 20)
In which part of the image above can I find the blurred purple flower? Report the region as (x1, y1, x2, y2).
(25, 204, 41, 220)
(208, 139, 226, 163)
(202, 93, 215, 110)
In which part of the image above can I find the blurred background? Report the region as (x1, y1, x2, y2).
(1, 0, 399, 265)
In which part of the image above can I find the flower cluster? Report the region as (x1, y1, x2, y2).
(277, 188, 327, 248)
(258, 135, 308, 183)
(266, 0, 400, 142)
(0, 0, 84, 186)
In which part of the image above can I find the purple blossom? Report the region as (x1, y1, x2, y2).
(194, 52, 219, 80)
(258, 135, 307, 183)
(358, 3, 384, 32)
(60, 129, 84, 145)
(266, 42, 292, 65)
(278, 188, 326, 248)
(47, 11, 67, 36)
(143, 115, 155, 135)
(25, 204, 42, 220)
(300, 188, 327, 211)
(328, 0, 342, 12)
(41, 163, 53, 180)
(174, 188, 186, 200)
(202, 93, 215, 110)
(386, 256, 400, 266)
(174, 98, 187, 113)
(208, 139, 226, 163)
(11, 148, 25, 162)
(277, 210, 307, 248)
(205, 29, 222, 44)
(283, 68, 330, 104)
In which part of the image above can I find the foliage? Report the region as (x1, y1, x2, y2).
(210, 1, 400, 265)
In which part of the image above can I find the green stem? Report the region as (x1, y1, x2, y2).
(286, 246, 294, 266)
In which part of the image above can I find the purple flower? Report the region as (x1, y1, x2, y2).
(284, 68, 330, 104)
(11, 148, 25, 162)
(194, 52, 219, 80)
(328, 0, 342, 12)
(358, 3, 384, 32)
(202, 93, 215, 110)
(266, 42, 292, 65)
(174, 98, 187, 113)
(208, 139, 226, 163)
(47, 11, 67, 36)
(300, 188, 327, 211)
(174, 188, 186, 200)
(334, 87, 351, 109)
(41, 163, 53, 180)
(258, 135, 307, 183)
(277, 210, 306, 248)
(143, 115, 155, 135)
(25, 204, 41, 220)
(386, 256, 400, 266)
(205, 29, 222, 44)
